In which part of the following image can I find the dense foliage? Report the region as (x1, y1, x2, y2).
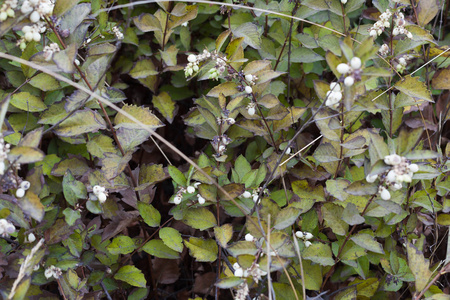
(0, 0, 450, 299)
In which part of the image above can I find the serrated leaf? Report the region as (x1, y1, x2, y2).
(322, 203, 348, 236)
(182, 207, 217, 230)
(53, 108, 107, 137)
(62, 208, 80, 226)
(114, 104, 164, 129)
(214, 224, 233, 248)
(168, 165, 187, 186)
(138, 164, 168, 190)
(351, 233, 384, 254)
(184, 237, 218, 262)
(107, 236, 137, 255)
(114, 265, 146, 288)
(133, 13, 161, 32)
(142, 239, 180, 259)
(137, 202, 161, 227)
(86, 134, 116, 159)
(232, 22, 262, 49)
(160, 227, 183, 252)
(302, 243, 335, 266)
(394, 75, 433, 102)
(152, 91, 176, 123)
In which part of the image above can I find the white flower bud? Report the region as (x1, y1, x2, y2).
(29, 10, 40, 23)
(380, 187, 391, 200)
(304, 241, 312, 247)
(384, 154, 401, 165)
(406, 32, 413, 39)
(0, 12, 7, 21)
(186, 186, 195, 193)
(16, 188, 25, 198)
(44, 268, 53, 279)
(402, 174, 412, 183)
(193, 65, 199, 72)
(336, 63, 350, 74)
(350, 57, 362, 69)
(384, 21, 390, 28)
(393, 27, 400, 36)
(248, 106, 255, 116)
(242, 191, 252, 198)
(365, 174, 378, 183)
(20, 181, 31, 190)
(245, 74, 253, 81)
(377, 29, 383, 35)
(409, 164, 419, 173)
(399, 57, 406, 66)
(174, 196, 182, 204)
(304, 232, 313, 240)
(295, 231, 304, 238)
(391, 183, 403, 191)
(369, 30, 378, 37)
(245, 233, 254, 242)
(341, 0, 347, 4)
(245, 86, 253, 94)
(344, 76, 355, 87)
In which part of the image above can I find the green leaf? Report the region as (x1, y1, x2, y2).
(137, 164, 168, 190)
(142, 239, 180, 259)
(273, 207, 302, 230)
(184, 237, 218, 262)
(114, 265, 146, 288)
(152, 92, 176, 123)
(394, 75, 433, 102)
(215, 277, 245, 289)
(29, 73, 61, 91)
(53, 43, 77, 73)
(20, 191, 45, 222)
(290, 48, 324, 63)
(168, 165, 187, 186)
(62, 170, 87, 206)
(406, 242, 432, 291)
(302, 243, 335, 266)
(107, 236, 137, 255)
(182, 207, 217, 230)
(351, 233, 385, 254)
(159, 227, 183, 252)
(137, 202, 161, 227)
(322, 203, 348, 236)
(62, 208, 81, 226)
(133, 13, 161, 32)
(214, 224, 233, 248)
(234, 155, 251, 181)
(11, 92, 47, 112)
(53, 108, 107, 137)
(342, 203, 365, 225)
(86, 134, 117, 159)
(232, 22, 262, 49)
(129, 59, 159, 79)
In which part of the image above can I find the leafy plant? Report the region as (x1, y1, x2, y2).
(0, 0, 450, 299)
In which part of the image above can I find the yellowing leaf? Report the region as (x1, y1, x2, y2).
(432, 67, 450, 89)
(133, 13, 161, 32)
(182, 207, 217, 230)
(214, 224, 233, 248)
(160, 227, 183, 252)
(8, 146, 44, 164)
(114, 266, 146, 288)
(395, 75, 433, 102)
(11, 92, 47, 112)
(114, 104, 164, 129)
(351, 233, 384, 254)
(302, 243, 335, 266)
(152, 92, 176, 123)
(142, 239, 180, 259)
(137, 202, 161, 227)
(184, 237, 218, 262)
(19, 191, 44, 222)
(53, 108, 107, 137)
(406, 242, 432, 291)
(129, 59, 158, 79)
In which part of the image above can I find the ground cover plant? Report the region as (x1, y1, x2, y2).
(0, 0, 450, 298)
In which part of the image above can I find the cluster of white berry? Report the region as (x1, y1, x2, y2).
(17, 22, 46, 49)
(295, 231, 313, 247)
(0, 0, 17, 21)
(378, 44, 389, 56)
(336, 57, 362, 87)
(369, 9, 392, 38)
(173, 182, 204, 204)
(211, 134, 232, 158)
(15, 180, 31, 198)
(393, 12, 413, 39)
(44, 265, 62, 279)
(0, 219, 15, 237)
(234, 282, 249, 300)
(184, 49, 227, 80)
(325, 82, 342, 109)
(233, 262, 267, 282)
(241, 187, 268, 203)
(43, 42, 60, 61)
(112, 26, 124, 40)
(0, 134, 11, 175)
(395, 54, 414, 73)
(366, 154, 419, 200)
(90, 185, 108, 203)
(21, 0, 54, 23)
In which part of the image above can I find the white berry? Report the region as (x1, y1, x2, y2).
(245, 86, 253, 94)
(344, 76, 355, 87)
(350, 57, 362, 69)
(16, 188, 25, 198)
(336, 63, 350, 74)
